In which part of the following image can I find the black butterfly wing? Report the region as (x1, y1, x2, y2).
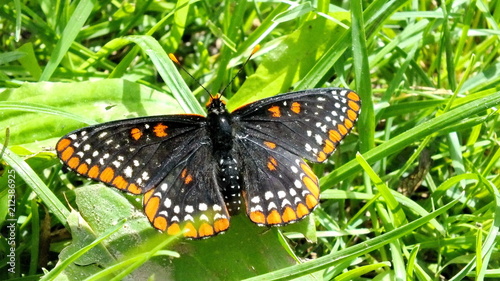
(232, 88, 360, 225)
(142, 143, 230, 238)
(232, 88, 361, 163)
(235, 138, 320, 225)
(57, 115, 230, 238)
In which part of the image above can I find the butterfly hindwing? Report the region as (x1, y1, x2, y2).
(232, 88, 360, 163)
(235, 137, 320, 225)
(142, 144, 230, 238)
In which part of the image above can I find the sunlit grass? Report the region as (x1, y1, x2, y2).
(1, 1, 499, 280)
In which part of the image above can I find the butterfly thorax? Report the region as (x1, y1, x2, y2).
(206, 96, 242, 215)
(206, 96, 233, 151)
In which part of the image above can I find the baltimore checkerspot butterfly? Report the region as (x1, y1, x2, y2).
(56, 48, 361, 239)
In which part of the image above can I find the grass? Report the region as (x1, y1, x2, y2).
(1, 0, 500, 280)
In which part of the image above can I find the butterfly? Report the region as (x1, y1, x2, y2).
(57, 83, 360, 239)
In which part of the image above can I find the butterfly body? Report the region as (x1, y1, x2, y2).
(206, 96, 242, 215)
(57, 88, 360, 239)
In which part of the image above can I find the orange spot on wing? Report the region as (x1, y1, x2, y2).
(112, 176, 128, 190)
(316, 151, 327, 162)
(305, 194, 318, 209)
(153, 123, 168, 137)
(214, 218, 230, 232)
(347, 109, 358, 122)
(296, 203, 310, 218)
(267, 157, 278, 171)
(347, 91, 360, 101)
(348, 100, 360, 112)
(88, 165, 100, 178)
(60, 146, 74, 161)
(167, 223, 181, 235)
(100, 167, 114, 183)
(181, 169, 193, 184)
(268, 105, 281, 117)
(344, 118, 353, 129)
(303, 177, 320, 198)
(198, 223, 215, 237)
(143, 189, 154, 204)
(329, 130, 341, 143)
(337, 124, 348, 135)
(130, 128, 143, 140)
(323, 139, 335, 154)
(57, 138, 71, 152)
(300, 162, 317, 184)
(153, 216, 167, 231)
(128, 183, 141, 194)
(264, 141, 277, 149)
(144, 196, 160, 221)
(68, 157, 80, 169)
(282, 206, 297, 223)
(183, 222, 198, 238)
(76, 163, 89, 175)
(290, 102, 301, 114)
(249, 211, 266, 224)
(266, 209, 282, 224)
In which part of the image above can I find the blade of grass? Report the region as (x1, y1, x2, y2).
(124, 35, 204, 115)
(0, 101, 98, 125)
(356, 153, 407, 228)
(0, 144, 70, 227)
(333, 262, 391, 281)
(40, 220, 126, 281)
(449, 173, 500, 280)
(39, 0, 94, 81)
(351, 0, 374, 153)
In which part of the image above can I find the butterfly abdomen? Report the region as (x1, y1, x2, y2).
(206, 97, 242, 215)
(218, 155, 242, 214)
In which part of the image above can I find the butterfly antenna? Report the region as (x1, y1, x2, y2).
(220, 44, 260, 96)
(168, 53, 212, 96)
(169, 45, 260, 98)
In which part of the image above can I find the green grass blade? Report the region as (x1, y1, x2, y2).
(40, 220, 126, 281)
(0, 144, 70, 227)
(39, 0, 95, 81)
(124, 35, 204, 115)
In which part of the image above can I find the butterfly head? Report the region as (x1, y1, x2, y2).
(206, 94, 227, 115)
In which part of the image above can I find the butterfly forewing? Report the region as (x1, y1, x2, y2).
(232, 88, 360, 163)
(56, 115, 207, 195)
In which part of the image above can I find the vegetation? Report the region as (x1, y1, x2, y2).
(1, 0, 499, 280)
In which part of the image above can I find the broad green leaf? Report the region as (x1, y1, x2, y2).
(0, 79, 180, 147)
(228, 16, 349, 111)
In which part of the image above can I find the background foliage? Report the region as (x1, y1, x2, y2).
(1, 0, 500, 280)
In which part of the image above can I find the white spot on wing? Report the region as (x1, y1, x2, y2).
(265, 191, 274, 200)
(251, 196, 260, 203)
(124, 166, 133, 178)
